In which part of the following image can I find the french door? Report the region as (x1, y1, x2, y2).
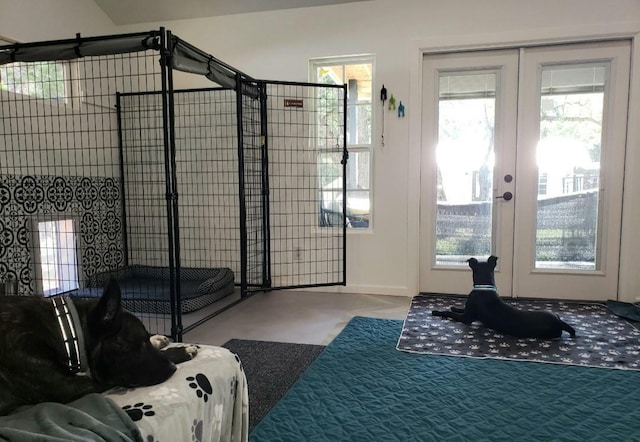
(419, 41, 631, 301)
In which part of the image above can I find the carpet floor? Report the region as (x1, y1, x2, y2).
(250, 316, 640, 441)
(221, 339, 325, 431)
(398, 294, 640, 370)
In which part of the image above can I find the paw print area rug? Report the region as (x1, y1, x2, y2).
(397, 294, 640, 371)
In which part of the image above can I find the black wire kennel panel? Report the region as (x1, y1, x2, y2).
(119, 89, 243, 273)
(260, 81, 347, 290)
(0, 41, 160, 298)
(118, 92, 170, 269)
(239, 81, 268, 293)
(171, 88, 242, 276)
(2, 30, 292, 339)
(0, 33, 179, 336)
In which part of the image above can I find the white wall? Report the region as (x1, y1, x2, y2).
(3, 0, 640, 300)
(0, 0, 118, 42)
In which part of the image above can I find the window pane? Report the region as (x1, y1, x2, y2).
(39, 221, 60, 294)
(436, 71, 496, 265)
(346, 63, 372, 146)
(317, 86, 344, 149)
(318, 150, 371, 228)
(313, 58, 373, 229)
(535, 63, 606, 270)
(317, 65, 344, 86)
(346, 150, 370, 190)
(318, 150, 345, 227)
(348, 102, 371, 145)
(318, 151, 342, 188)
(0, 61, 67, 101)
(37, 219, 78, 296)
(346, 189, 370, 228)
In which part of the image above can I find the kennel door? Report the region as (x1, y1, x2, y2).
(253, 80, 347, 291)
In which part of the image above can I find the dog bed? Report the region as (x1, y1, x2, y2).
(70, 265, 235, 314)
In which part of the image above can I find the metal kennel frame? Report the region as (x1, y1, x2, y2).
(0, 29, 347, 340)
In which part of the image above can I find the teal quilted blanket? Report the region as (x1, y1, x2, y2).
(251, 316, 640, 441)
(0, 393, 141, 442)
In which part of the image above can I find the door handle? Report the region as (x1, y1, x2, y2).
(496, 191, 513, 201)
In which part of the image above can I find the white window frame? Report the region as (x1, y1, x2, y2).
(310, 55, 375, 230)
(31, 216, 82, 297)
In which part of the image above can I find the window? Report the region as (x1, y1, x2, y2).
(312, 56, 373, 229)
(0, 61, 68, 101)
(0, 37, 68, 101)
(33, 218, 79, 296)
(538, 172, 548, 195)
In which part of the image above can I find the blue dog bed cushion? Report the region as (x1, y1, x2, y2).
(71, 265, 235, 314)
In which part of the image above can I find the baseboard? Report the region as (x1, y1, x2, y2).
(303, 284, 412, 297)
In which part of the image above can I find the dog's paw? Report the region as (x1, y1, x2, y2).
(181, 344, 199, 360)
(161, 344, 199, 364)
(432, 310, 444, 317)
(150, 334, 172, 349)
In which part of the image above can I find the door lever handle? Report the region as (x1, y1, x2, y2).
(496, 191, 513, 201)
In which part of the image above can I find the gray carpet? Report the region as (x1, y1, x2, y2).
(222, 339, 325, 431)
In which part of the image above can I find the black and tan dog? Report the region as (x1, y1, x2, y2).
(432, 256, 576, 339)
(0, 278, 197, 415)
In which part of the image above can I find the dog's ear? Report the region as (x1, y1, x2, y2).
(488, 255, 498, 269)
(92, 277, 123, 333)
(467, 258, 478, 269)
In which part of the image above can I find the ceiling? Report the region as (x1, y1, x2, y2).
(94, 0, 371, 25)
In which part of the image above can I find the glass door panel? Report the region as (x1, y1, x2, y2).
(535, 63, 606, 271)
(436, 71, 496, 265)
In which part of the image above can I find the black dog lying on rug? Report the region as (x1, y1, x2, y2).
(432, 256, 576, 339)
(0, 278, 197, 415)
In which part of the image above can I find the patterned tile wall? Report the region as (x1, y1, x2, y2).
(0, 174, 124, 296)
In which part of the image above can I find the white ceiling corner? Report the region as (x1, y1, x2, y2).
(93, 0, 372, 25)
